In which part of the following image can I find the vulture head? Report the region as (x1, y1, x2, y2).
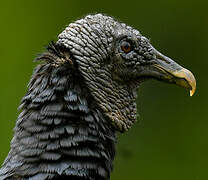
(57, 14, 196, 132)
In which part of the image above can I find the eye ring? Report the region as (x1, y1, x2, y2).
(120, 40, 132, 53)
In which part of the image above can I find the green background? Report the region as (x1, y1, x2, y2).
(0, 0, 207, 179)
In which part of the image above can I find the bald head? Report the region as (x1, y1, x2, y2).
(56, 13, 196, 132)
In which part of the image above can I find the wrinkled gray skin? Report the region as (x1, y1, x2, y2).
(0, 14, 185, 180)
(57, 14, 155, 132)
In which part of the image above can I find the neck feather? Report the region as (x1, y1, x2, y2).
(0, 48, 116, 180)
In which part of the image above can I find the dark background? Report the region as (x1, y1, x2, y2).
(0, 0, 207, 179)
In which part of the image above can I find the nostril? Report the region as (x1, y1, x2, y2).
(156, 53, 171, 64)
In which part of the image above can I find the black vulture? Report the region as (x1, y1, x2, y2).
(0, 14, 196, 180)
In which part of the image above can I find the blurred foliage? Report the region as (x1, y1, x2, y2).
(0, 0, 207, 179)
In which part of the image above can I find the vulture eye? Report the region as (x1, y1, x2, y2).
(120, 41, 132, 53)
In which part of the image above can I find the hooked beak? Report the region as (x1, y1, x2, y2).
(138, 47, 196, 96)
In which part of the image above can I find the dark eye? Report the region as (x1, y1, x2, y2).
(120, 41, 132, 53)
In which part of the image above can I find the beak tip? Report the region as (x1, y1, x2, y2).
(173, 67, 196, 97)
(190, 90, 194, 97)
(189, 85, 196, 97)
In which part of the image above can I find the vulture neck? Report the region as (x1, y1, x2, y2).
(1, 49, 116, 180)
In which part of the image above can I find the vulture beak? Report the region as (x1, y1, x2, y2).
(139, 47, 196, 96)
